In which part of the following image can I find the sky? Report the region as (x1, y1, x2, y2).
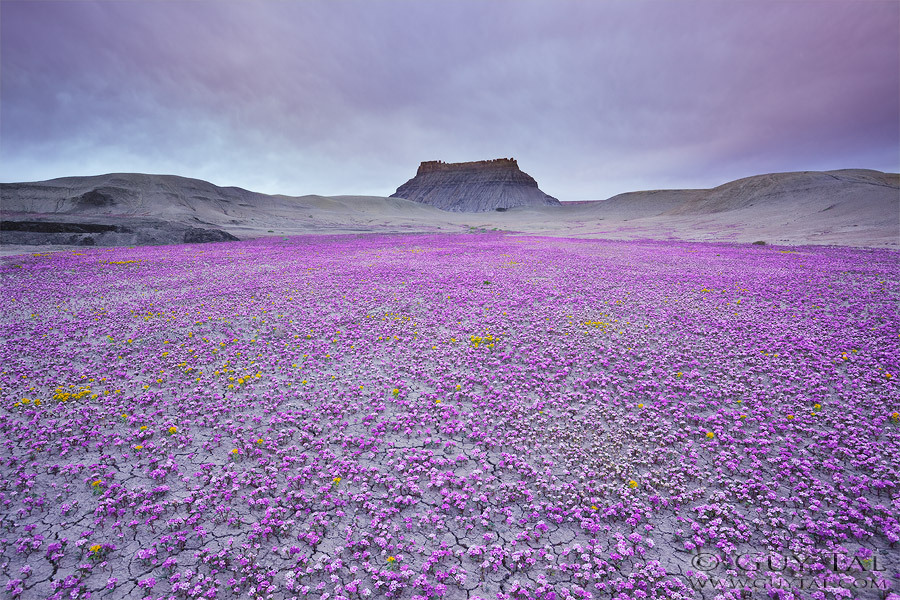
(1, 1, 898, 201)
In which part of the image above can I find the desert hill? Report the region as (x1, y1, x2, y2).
(0, 173, 463, 247)
(1, 168, 897, 252)
(391, 158, 560, 212)
(496, 168, 898, 247)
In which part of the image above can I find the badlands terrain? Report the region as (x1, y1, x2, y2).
(1, 168, 898, 254)
(390, 159, 560, 212)
(0, 168, 898, 599)
(0, 233, 898, 599)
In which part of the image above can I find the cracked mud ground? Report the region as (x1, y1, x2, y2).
(1, 234, 898, 599)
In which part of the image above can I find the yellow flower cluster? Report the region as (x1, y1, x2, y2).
(52, 386, 92, 402)
(13, 397, 42, 408)
(583, 320, 613, 330)
(469, 334, 496, 348)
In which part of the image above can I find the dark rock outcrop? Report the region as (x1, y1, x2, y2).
(183, 227, 239, 243)
(391, 158, 560, 212)
(0, 220, 125, 234)
(74, 188, 123, 209)
(0, 216, 238, 247)
(0, 173, 259, 248)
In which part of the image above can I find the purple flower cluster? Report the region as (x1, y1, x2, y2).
(0, 234, 897, 599)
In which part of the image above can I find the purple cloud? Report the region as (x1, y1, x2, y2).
(1, 0, 897, 200)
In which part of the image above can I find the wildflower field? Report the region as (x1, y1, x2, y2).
(1, 233, 898, 600)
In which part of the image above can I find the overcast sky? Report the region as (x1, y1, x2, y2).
(2, 1, 897, 200)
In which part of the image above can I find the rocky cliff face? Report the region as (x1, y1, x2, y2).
(391, 158, 560, 212)
(0, 173, 257, 247)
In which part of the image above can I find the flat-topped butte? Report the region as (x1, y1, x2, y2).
(393, 157, 560, 212)
(416, 158, 520, 173)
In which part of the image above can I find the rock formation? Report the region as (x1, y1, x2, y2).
(391, 158, 560, 212)
(0, 216, 239, 247)
(0, 173, 261, 247)
(1, 168, 896, 251)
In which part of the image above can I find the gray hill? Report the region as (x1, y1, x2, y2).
(1, 168, 897, 252)
(390, 158, 560, 212)
(0, 173, 465, 248)
(506, 168, 898, 246)
(576, 169, 898, 223)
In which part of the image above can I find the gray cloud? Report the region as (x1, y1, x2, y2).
(2, 0, 897, 200)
